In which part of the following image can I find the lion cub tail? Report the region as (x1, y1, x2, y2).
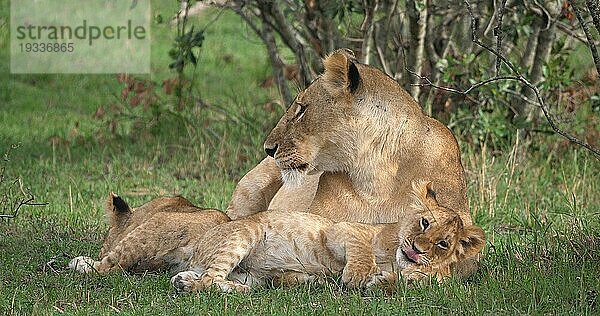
(106, 192, 132, 228)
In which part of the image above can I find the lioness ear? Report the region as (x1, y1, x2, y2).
(322, 48, 360, 94)
(411, 180, 439, 211)
(458, 225, 486, 259)
(106, 192, 131, 226)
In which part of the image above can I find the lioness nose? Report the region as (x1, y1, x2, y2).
(264, 144, 278, 158)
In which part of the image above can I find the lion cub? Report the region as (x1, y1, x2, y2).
(69, 193, 230, 274)
(171, 181, 486, 293)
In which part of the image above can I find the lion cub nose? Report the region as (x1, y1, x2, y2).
(412, 241, 426, 254)
(264, 144, 278, 158)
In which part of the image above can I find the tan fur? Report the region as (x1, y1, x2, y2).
(227, 48, 469, 225)
(69, 193, 230, 274)
(172, 182, 485, 293)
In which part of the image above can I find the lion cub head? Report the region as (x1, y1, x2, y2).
(396, 181, 486, 281)
(99, 192, 200, 258)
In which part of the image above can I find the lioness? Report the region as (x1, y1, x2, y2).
(69, 194, 230, 274)
(227, 49, 468, 223)
(172, 181, 485, 293)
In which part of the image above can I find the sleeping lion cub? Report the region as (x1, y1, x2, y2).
(69, 194, 230, 274)
(171, 181, 485, 293)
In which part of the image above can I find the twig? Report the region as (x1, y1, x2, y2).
(501, 88, 540, 106)
(556, 21, 598, 45)
(570, 1, 600, 78)
(407, 1, 600, 158)
(410, 40, 600, 158)
(0, 194, 48, 219)
(411, 73, 522, 95)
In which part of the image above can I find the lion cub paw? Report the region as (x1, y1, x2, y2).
(365, 271, 397, 287)
(171, 270, 202, 292)
(68, 256, 98, 273)
(342, 265, 381, 288)
(214, 280, 251, 294)
(400, 266, 430, 284)
(172, 270, 251, 294)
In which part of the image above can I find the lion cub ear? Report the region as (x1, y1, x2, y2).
(411, 180, 439, 211)
(106, 192, 132, 227)
(458, 225, 486, 259)
(322, 48, 361, 94)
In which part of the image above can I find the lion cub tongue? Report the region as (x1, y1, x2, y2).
(402, 247, 420, 263)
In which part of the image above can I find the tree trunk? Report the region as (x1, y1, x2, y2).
(520, 24, 541, 70)
(261, 23, 293, 107)
(516, 2, 560, 120)
(587, 0, 600, 35)
(406, 0, 428, 101)
(514, 2, 560, 145)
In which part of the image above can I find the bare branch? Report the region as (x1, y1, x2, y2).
(0, 145, 48, 220)
(555, 21, 596, 45)
(0, 193, 48, 220)
(501, 88, 541, 107)
(571, 1, 600, 78)
(411, 72, 522, 95)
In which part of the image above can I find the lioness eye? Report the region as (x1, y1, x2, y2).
(420, 217, 429, 231)
(295, 104, 307, 119)
(437, 240, 449, 249)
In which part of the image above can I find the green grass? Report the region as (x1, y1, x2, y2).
(1, 2, 599, 315)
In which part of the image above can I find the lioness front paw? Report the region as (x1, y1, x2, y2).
(342, 265, 380, 288)
(171, 270, 202, 292)
(68, 256, 98, 273)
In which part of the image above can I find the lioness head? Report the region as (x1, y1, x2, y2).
(396, 181, 486, 281)
(264, 49, 417, 182)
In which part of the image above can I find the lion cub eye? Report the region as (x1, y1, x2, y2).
(295, 103, 307, 119)
(437, 240, 449, 249)
(420, 217, 429, 231)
